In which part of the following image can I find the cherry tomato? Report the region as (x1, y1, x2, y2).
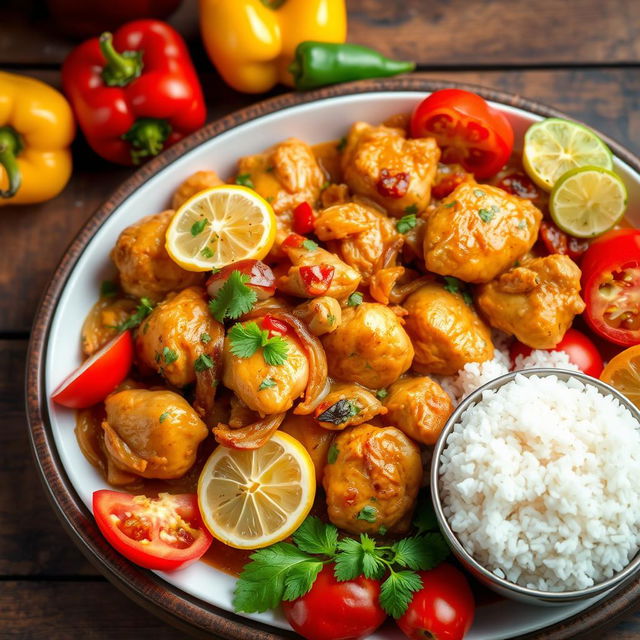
(509, 328, 604, 377)
(396, 564, 474, 640)
(581, 229, 640, 346)
(293, 202, 316, 235)
(52, 330, 133, 409)
(93, 491, 212, 571)
(539, 220, 590, 262)
(377, 168, 410, 198)
(497, 170, 539, 200)
(410, 89, 514, 180)
(282, 565, 386, 640)
(206, 259, 275, 300)
(299, 264, 335, 296)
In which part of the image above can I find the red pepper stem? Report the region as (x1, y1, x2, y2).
(0, 126, 23, 199)
(122, 118, 172, 165)
(100, 32, 143, 87)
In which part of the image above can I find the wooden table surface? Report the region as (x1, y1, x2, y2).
(2, 1, 640, 637)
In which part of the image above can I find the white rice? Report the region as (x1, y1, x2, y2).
(439, 373, 640, 592)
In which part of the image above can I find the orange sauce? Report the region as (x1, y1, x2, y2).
(312, 140, 343, 184)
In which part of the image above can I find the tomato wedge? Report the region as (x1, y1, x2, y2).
(410, 89, 514, 179)
(93, 491, 212, 571)
(52, 330, 133, 408)
(581, 229, 640, 346)
(206, 259, 275, 301)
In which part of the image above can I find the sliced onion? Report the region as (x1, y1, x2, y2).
(213, 412, 286, 450)
(102, 420, 149, 474)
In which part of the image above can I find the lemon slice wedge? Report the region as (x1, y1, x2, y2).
(601, 345, 640, 410)
(198, 432, 316, 549)
(165, 185, 276, 271)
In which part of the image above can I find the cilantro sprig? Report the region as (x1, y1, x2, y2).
(233, 509, 449, 618)
(443, 276, 473, 306)
(112, 297, 155, 332)
(229, 321, 289, 366)
(208, 271, 258, 322)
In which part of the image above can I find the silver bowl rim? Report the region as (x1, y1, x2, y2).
(430, 367, 640, 602)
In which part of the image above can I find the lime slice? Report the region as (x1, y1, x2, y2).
(523, 118, 613, 191)
(550, 166, 627, 238)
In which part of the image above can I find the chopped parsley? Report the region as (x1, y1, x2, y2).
(347, 292, 363, 307)
(376, 388, 388, 400)
(378, 526, 388, 536)
(336, 136, 347, 152)
(443, 276, 473, 306)
(112, 297, 154, 332)
(404, 203, 418, 214)
(190, 218, 208, 236)
(396, 214, 417, 234)
(235, 173, 254, 188)
(327, 444, 339, 464)
(100, 280, 118, 297)
(517, 219, 527, 229)
(473, 188, 486, 198)
(201, 246, 214, 259)
(194, 353, 214, 372)
(357, 506, 378, 523)
(208, 270, 258, 322)
(327, 314, 336, 326)
(302, 239, 318, 251)
(201, 332, 211, 344)
(478, 207, 496, 223)
(443, 200, 458, 209)
(159, 412, 170, 423)
(229, 321, 289, 366)
(163, 347, 178, 364)
(258, 378, 277, 391)
(321, 181, 330, 191)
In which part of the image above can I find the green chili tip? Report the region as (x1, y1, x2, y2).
(0, 126, 23, 199)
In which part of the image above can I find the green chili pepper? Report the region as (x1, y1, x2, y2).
(288, 41, 415, 91)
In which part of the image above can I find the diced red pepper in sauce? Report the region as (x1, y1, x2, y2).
(293, 202, 316, 235)
(432, 164, 468, 199)
(299, 265, 335, 296)
(261, 314, 289, 337)
(282, 233, 306, 249)
(539, 220, 590, 261)
(376, 168, 410, 198)
(497, 171, 540, 200)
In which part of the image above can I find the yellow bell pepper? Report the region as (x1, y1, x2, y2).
(198, 0, 347, 94)
(0, 72, 75, 206)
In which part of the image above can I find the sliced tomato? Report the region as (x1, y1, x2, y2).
(206, 259, 275, 300)
(410, 89, 514, 179)
(299, 265, 335, 296)
(262, 313, 290, 336)
(539, 220, 590, 262)
(52, 330, 133, 409)
(497, 170, 540, 200)
(432, 163, 469, 200)
(93, 491, 212, 571)
(581, 229, 640, 346)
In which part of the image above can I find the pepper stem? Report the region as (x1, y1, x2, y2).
(100, 32, 143, 87)
(122, 118, 172, 165)
(0, 126, 23, 199)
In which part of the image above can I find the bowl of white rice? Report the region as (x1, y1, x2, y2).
(431, 368, 640, 606)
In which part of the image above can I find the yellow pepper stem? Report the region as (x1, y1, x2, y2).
(0, 126, 23, 198)
(100, 32, 143, 87)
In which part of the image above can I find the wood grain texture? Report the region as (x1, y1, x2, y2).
(1, 68, 638, 334)
(1, 0, 639, 67)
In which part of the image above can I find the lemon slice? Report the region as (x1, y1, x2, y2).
(198, 432, 315, 549)
(601, 345, 640, 410)
(523, 118, 613, 191)
(166, 185, 276, 271)
(550, 166, 627, 238)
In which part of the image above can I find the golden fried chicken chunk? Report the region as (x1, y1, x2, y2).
(111, 210, 202, 301)
(341, 122, 440, 217)
(222, 320, 309, 416)
(322, 303, 414, 388)
(314, 201, 403, 284)
(382, 376, 453, 445)
(323, 424, 422, 535)
(81, 297, 137, 356)
(171, 170, 224, 209)
(101, 389, 208, 480)
(314, 382, 386, 431)
(423, 181, 542, 283)
(292, 296, 342, 336)
(403, 283, 493, 375)
(476, 254, 586, 348)
(277, 236, 361, 301)
(237, 138, 325, 250)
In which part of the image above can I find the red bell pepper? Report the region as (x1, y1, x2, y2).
(293, 201, 316, 235)
(62, 20, 205, 165)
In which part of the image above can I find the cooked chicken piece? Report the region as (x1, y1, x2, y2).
(81, 296, 137, 356)
(403, 283, 493, 375)
(281, 413, 335, 484)
(323, 424, 422, 535)
(382, 376, 453, 445)
(320, 183, 350, 208)
(476, 254, 586, 349)
(423, 181, 542, 283)
(322, 303, 414, 388)
(314, 382, 386, 431)
(314, 201, 403, 284)
(171, 170, 224, 210)
(135, 287, 224, 419)
(277, 237, 361, 301)
(341, 122, 440, 217)
(293, 296, 342, 336)
(237, 138, 326, 251)
(222, 320, 309, 416)
(101, 389, 208, 479)
(111, 210, 203, 301)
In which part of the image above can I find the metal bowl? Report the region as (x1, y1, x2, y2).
(430, 368, 640, 607)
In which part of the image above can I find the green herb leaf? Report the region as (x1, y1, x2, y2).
(336, 136, 347, 152)
(380, 570, 422, 618)
(359, 534, 386, 580)
(113, 297, 155, 332)
(229, 321, 289, 366)
(378, 526, 388, 536)
(194, 353, 214, 372)
(263, 335, 289, 366)
(327, 444, 339, 464)
(334, 537, 364, 581)
(235, 173, 254, 189)
(191, 218, 208, 236)
(321, 181, 330, 191)
(327, 314, 336, 326)
(159, 412, 170, 423)
(396, 214, 417, 234)
(443, 200, 458, 209)
(201, 332, 211, 344)
(404, 203, 419, 214)
(293, 516, 338, 556)
(473, 188, 486, 198)
(101, 280, 118, 297)
(357, 505, 377, 523)
(518, 219, 527, 229)
(208, 271, 258, 322)
(302, 239, 318, 251)
(443, 276, 461, 295)
(282, 560, 324, 601)
(478, 208, 495, 223)
(462, 291, 473, 306)
(258, 378, 277, 391)
(376, 388, 388, 400)
(347, 292, 363, 307)
(201, 246, 214, 259)
(163, 347, 178, 364)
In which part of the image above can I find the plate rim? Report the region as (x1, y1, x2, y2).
(25, 75, 640, 640)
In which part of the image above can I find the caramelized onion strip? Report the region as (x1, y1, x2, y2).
(213, 412, 286, 450)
